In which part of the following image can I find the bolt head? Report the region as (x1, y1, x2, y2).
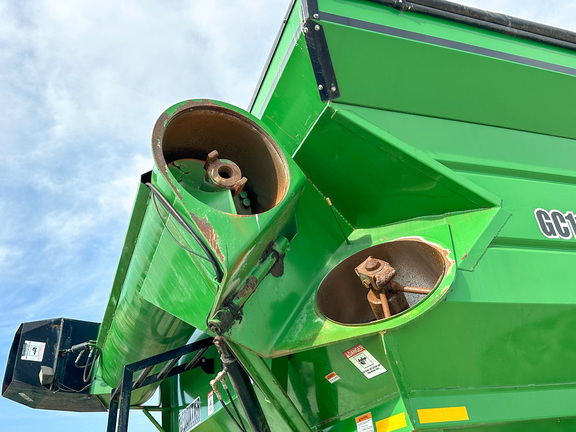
(313, 13, 319, 19)
(331, 85, 337, 92)
(314, 24, 320, 31)
(365, 258, 381, 272)
(318, 84, 324, 90)
(303, 27, 308, 33)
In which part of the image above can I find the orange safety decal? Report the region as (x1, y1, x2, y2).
(417, 406, 469, 424)
(325, 371, 340, 383)
(375, 412, 408, 432)
(356, 412, 375, 432)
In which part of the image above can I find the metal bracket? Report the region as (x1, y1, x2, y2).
(106, 337, 214, 432)
(207, 237, 289, 335)
(303, 18, 340, 102)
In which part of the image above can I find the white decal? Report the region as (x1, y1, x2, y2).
(344, 344, 387, 379)
(179, 397, 201, 432)
(18, 392, 34, 402)
(207, 391, 214, 416)
(21, 341, 46, 362)
(355, 413, 375, 432)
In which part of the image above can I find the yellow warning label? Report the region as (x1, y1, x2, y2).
(417, 406, 469, 424)
(375, 412, 408, 432)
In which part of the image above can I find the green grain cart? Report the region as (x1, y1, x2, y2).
(4, 1, 576, 431)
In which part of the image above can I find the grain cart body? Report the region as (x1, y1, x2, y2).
(4, 1, 576, 431)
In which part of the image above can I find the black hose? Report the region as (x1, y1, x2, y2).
(220, 397, 246, 432)
(224, 384, 247, 432)
(215, 337, 271, 432)
(145, 182, 223, 282)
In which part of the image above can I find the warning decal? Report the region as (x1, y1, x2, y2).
(179, 397, 201, 432)
(325, 371, 340, 384)
(344, 344, 386, 379)
(356, 412, 375, 432)
(21, 340, 46, 362)
(207, 390, 214, 416)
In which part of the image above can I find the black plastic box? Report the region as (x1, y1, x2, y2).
(2, 318, 106, 412)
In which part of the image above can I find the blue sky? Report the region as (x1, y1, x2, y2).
(1, 1, 575, 431)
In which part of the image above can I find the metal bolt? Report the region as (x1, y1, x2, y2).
(318, 84, 324, 91)
(208, 323, 221, 335)
(314, 24, 320, 31)
(331, 85, 337, 92)
(303, 27, 308, 33)
(365, 258, 381, 272)
(313, 13, 319, 19)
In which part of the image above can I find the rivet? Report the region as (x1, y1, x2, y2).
(318, 84, 324, 90)
(303, 27, 308, 33)
(314, 24, 320, 31)
(331, 85, 337, 92)
(313, 13, 319, 19)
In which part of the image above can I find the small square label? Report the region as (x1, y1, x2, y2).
(356, 412, 375, 432)
(344, 344, 386, 379)
(325, 371, 341, 383)
(21, 341, 46, 362)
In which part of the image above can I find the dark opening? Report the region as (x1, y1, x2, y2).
(317, 239, 446, 325)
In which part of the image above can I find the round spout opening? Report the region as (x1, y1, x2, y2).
(317, 239, 448, 325)
(153, 101, 289, 214)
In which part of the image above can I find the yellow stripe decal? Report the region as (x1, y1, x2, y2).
(376, 412, 408, 432)
(417, 406, 469, 424)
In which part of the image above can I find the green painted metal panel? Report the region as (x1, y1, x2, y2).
(338, 104, 576, 186)
(293, 106, 498, 228)
(315, 3, 576, 139)
(318, 0, 576, 68)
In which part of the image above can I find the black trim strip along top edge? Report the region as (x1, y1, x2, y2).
(321, 12, 576, 77)
(302, 0, 342, 103)
(302, 0, 319, 19)
(367, 0, 576, 50)
(304, 18, 341, 102)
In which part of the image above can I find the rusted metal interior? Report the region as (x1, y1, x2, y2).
(157, 104, 289, 214)
(317, 239, 447, 324)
